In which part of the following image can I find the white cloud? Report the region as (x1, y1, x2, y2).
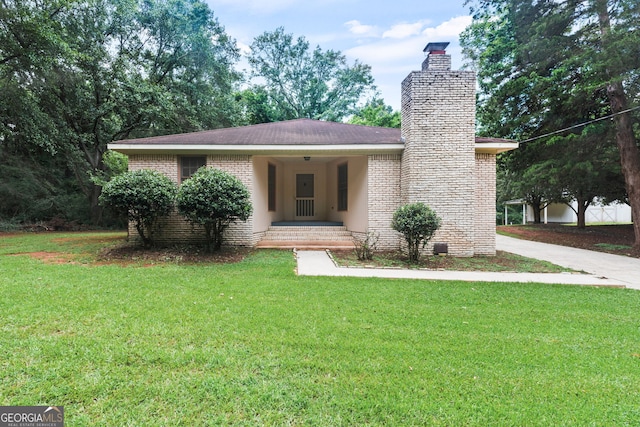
(421, 15, 473, 39)
(346, 38, 423, 64)
(343, 15, 473, 110)
(382, 21, 429, 39)
(344, 20, 379, 37)
(345, 16, 472, 64)
(209, 0, 298, 14)
(236, 40, 252, 56)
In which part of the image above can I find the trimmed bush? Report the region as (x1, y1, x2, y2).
(392, 202, 441, 263)
(99, 169, 177, 247)
(176, 168, 252, 252)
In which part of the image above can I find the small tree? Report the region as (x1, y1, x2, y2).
(177, 168, 253, 252)
(99, 169, 177, 247)
(392, 203, 441, 263)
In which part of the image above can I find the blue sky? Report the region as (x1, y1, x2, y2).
(205, 0, 472, 111)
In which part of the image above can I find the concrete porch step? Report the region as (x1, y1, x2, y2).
(256, 240, 355, 250)
(261, 226, 352, 240)
(257, 225, 354, 249)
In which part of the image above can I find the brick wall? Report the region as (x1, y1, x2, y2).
(128, 154, 179, 182)
(125, 154, 255, 246)
(400, 53, 477, 256)
(367, 154, 402, 249)
(474, 153, 497, 255)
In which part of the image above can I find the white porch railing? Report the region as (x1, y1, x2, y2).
(296, 198, 315, 217)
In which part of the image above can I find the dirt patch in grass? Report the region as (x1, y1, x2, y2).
(52, 234, 124, 245)
(7, 251, 78, 264)
(498, 224, 637, 256)
(98, 244, 252, 265)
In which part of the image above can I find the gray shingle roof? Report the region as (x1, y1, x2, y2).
(112, 118, 403, 146)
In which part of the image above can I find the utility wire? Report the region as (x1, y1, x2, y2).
(520, 105, 640, 143)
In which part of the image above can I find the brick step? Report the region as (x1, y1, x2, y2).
(256, 240, 354, 250)
(257, 226, 354, 249)
(267, 226, 349, 232)
(261, 226, 351, 241)
(262, 233, 352, 241)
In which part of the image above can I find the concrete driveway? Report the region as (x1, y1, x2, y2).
(496, 234, 640, 290)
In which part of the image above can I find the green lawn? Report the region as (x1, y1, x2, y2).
(1, 232, 639, 425)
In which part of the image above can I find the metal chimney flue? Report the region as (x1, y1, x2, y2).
(422, 42, 451, 71)
(423, 42, 449, 55)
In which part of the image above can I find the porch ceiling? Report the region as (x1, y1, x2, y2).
(259, 155, 360, 163)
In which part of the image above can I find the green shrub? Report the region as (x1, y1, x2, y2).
(99, 169, 177, 247)
(392, 202, 441, 263)
(177, 168, 252, 252)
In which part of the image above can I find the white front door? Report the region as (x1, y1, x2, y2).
(295, 173, 315, 219)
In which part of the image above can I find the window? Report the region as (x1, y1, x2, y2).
(180, 156, 206, 182)
(337, 163, 348, 211)
(268, 163, 276, 211)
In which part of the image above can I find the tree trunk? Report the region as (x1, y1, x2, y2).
(576, 198, 588, 229)
(609, 88, 640, 249)
(532, 201, 542, 224)
(89, 183, 104, 225)
(596, 0, 640, 250)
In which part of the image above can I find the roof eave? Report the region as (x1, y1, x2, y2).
(107, 143, 405, 156)
(474, 142, 519, 154)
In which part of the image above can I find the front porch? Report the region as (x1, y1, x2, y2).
(252, 155, 368, 249)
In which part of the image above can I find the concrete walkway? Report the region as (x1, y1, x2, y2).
(296, 236, 640, 289)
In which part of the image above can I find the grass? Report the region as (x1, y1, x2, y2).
(1, 232, 640, 425)
(594, 242, 633, 251)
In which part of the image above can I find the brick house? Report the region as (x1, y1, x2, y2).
(108, 43, 517, 256)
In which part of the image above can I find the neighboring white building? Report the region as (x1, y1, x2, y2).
(505, 200, 632, 224)
(528, 201, 632, 224)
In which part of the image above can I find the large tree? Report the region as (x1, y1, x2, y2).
(462, 0, 638, 240)
(348, 98, 401, 128)
(0, 0, 241, 224)
(246, 27, 376, 123)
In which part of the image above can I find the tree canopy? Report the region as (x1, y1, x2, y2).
(462, 0, 639, 235)
(1, 0, 241, 225)
(246, 27, 376, 123)
(0, 3, 387, 228)
(348, 98, 400, 128)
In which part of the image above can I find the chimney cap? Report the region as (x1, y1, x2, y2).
(423, 42, 450, 54)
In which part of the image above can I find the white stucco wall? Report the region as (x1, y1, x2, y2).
(252, 157, 284, 233)
(327, 156, 368, 233)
